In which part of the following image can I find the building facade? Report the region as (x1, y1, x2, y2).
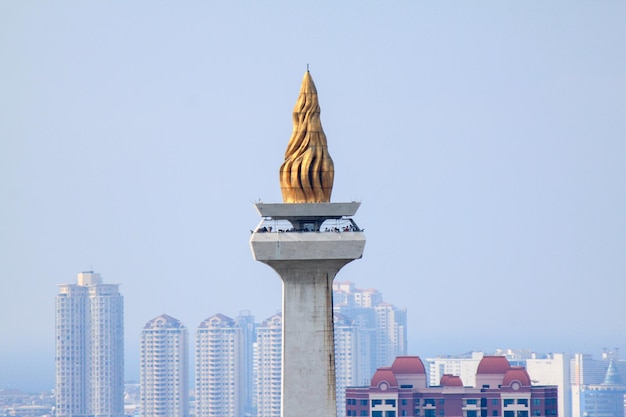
(333, 281, 407, 417)
(346, 356, 558, 417)
(195, 314, 244, 417)
(236, 310, 258, 417)
(55, 271, 124, 417)
(140, 314, 189, 417)
(254, 313, 282, 417)
(426, 352, 485, 388)
(578, 359, 626, 417)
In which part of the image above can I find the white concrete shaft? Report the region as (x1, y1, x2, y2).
(250, 202, 365, 417)
(274, 260, 347, 417)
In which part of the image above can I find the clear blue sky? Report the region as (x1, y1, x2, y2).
(2, 2, 625, 392)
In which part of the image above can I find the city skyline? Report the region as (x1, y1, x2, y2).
(2, 2, 626, 392)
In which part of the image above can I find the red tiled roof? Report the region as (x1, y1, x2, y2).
(391, 356, 426, 374)
(440, 374, 463, 387)
(503, 367, 531, 387)
(476, 356, 510, 374)
(371, 367, 398, 388)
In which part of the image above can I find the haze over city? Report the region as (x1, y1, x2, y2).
(2, 2, 625, 392)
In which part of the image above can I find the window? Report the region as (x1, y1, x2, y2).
(466, 399, 478, 405)
(503, 399, 514, 407)
(401, 399, 408, 406)
(492, 412, 498, 417)
(361, 411, 368, 416)
(361, 400, 369, 406)
(504, 412, 514, 417)
(372, 400, 383, 407)
(386, 412, 396, 417)
(532, 399, 541, 406)
(401, 384, 413, 389)
(517, 399, 528, 406)
(517, 412, 528, 417)
(467, 411, 478, 417)
(385, 399, 396, 406)
(373, 412, 383, 417)
(424, 399, 435, 406)
(492, 399, 499, 406)
(425, 410, 436, 417)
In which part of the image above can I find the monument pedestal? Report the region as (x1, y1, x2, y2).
(250, 203, 365, 417)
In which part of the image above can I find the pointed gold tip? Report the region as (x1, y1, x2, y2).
(279, 72, 334, 203)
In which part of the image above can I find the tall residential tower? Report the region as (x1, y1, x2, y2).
(140, 314, 189, 417)
(55, 271, 124, 417)
(195, 314, 244, 417)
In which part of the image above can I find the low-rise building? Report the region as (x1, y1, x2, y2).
(346, 356, 558, 417)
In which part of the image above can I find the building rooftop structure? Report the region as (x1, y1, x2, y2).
(346, 356, 559, 417)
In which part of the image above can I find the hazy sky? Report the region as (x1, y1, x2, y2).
(2, 2, 625, 392)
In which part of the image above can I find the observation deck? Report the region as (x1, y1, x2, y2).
(250, 202, 365, 263)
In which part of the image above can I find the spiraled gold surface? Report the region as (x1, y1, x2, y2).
(280, 71, 334, 203)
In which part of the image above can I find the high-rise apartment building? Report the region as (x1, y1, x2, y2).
(190, 281, 403, 417)
(140, 314, 189, 417)
(254, 313, 282, 417)
(235, 311, 257, 417)
(334, 313, 363, 417)
(333, 281, 407, 374)
(195, 314, 244, 417)
(55, 271, 124, 417)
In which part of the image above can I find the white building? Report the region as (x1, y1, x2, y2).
(525, 353, 572, 417)
(333, 281, 407, 373)
(55, 271, 124, 417)
(140, 314, 188, 417)
(426, 352, 484, 387)
(195, 314, 243, 417)
(334, 313, 362, 417)
(254, 313, 282, 417)
(373, 302, 407, 369)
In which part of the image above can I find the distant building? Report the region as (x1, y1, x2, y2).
(570, 349, 626, 417)
(55, 271, 124, 417)
(140, 314, 188, 417)
(345, 356, 558, 417)
(254, 313, 282, 417)
(333, 282, 407, 371)
(188, 282, 403, 417)
(578, 359, 626, 417)
(426, 352, 485, 387)
(195, 314, 244, 417)
(236, 310, 258, 417)
(334, 313, 366, 417)
(525, 353, 572, 417)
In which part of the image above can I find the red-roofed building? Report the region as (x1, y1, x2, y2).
(345, 356, 558, 417)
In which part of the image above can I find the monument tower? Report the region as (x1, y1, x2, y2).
(250, 71, 366, 417)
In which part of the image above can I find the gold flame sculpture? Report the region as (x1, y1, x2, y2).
(280, 71, 335, 203)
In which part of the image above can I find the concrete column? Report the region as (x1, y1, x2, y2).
(250, 203, 365, 417)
